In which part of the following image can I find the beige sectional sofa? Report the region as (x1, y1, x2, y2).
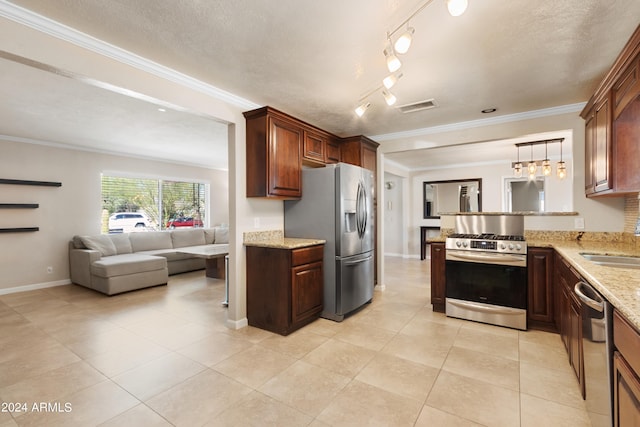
(69, 226, 228, 295)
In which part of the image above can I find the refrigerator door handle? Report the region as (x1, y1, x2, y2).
(356, 181, 367, 238)
(344, 255, 373, 266)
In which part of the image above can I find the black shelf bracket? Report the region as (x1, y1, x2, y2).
(0, 203, 39, 209)
(0, 227, 39, 233)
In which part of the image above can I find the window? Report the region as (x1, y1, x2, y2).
(101, 174, 208, 233)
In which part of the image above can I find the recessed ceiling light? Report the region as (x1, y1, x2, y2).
(481, 108, 497, 113)
(158, 108, 166, 112)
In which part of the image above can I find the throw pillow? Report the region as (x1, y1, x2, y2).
(79, 235, 117, 257)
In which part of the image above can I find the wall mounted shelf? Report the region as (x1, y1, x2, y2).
(0, 178, 62, 187)
(0, 203, 39, 209)
(0, 227, 39, 233)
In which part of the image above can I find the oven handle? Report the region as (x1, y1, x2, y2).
(446, 251, 526, 266)
(447, 299, 524, 315)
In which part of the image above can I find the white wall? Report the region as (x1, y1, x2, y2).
(383, 173, 404, 256)
(0, 138, 228, 291)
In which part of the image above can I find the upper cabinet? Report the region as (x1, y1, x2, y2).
(245, 107, 303, 199)
(244, 106, 377, 199)
(582, 25, 640, 197)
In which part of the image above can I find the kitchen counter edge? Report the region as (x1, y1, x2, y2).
(244, 238, 326, 250)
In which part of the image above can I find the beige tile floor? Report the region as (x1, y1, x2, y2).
(0, 257, 592, 426)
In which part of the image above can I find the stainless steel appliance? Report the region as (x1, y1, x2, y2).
(575, 280, 613, 427)
(284, 163, 374, 321)
(445, 215, 528, 330)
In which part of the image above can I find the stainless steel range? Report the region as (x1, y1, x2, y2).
(445, 215, 528, 330)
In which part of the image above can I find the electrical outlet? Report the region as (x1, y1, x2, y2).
(46, 266, 53, 274)
(574, 217, 585, 229)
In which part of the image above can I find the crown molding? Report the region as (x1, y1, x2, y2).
(0, 1, 260, 110)
(372, 102, 587, 142)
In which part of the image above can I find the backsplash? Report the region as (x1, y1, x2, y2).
(243, 229, 283, 243)
(624, 193, 640, 235)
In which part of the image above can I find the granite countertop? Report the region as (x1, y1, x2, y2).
(243, 230, 325, 249)
(244, 237, 326, 249)
(535, 239, 640, 330)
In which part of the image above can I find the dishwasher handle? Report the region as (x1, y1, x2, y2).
(574, 281, 604, 312)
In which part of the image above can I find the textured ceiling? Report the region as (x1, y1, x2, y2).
(2, 0, 640, 169)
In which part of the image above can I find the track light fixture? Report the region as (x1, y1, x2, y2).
(394, 27, 415, 54)
(354, 0, 470, 117)
(355, 102, 370, 117)
(382, 72, 403, 89)
(383, 42, 402, 73)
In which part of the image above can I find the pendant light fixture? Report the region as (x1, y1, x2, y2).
(527, 144, 537, 179)
(514, 146, 523, 178)
(542, 142, 552, 176)
(557, 139, 567, 179)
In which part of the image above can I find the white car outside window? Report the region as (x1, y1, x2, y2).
(108, 212, 151, 233)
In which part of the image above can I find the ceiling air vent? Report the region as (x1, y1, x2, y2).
(396, 98, 438, 114)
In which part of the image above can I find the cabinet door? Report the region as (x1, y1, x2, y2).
(594, 95, 612, 193)
(269, 117, 303, 197)
(303, 130, 326, 164)
(430, 242, 446, 312)
(570, 293, 585, 397)
(613, 55, 640, 120)
(614, 95, 640, 192)
(614, 352, 640, 427)
(291, 261, 323, 324)
(527, 247, 554, 326)
(560, 282, 571, 352)
(325, 138, 341, 164)
(584, 108, 596, 194)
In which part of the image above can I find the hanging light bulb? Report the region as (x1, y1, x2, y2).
(355, 101, 370, 117)
(557, 140, 567, 179)
(394, 27, 415, 54)
(514, 145, 523, 178)
(527, 144, 537, 179)
(382, 72, 403, 89)
(542, 142, 552, 176)
(382, 90, 397, 106)
(446, 0, 468, 16)
(383, 42, 402, 72)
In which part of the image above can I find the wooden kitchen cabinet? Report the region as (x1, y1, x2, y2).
(582, 25, 640, 197)
(325, 137, 341, 164)
(554, 251, 584, 395)
(613, 310, 640, 426)
(302, 129, 326, 164)
(527, 247, 555, 330)
(340, 135, 379, 174)
(246, 244, 324, 335)
(244, 107, 303, 199)
(430, 242, 446, 313)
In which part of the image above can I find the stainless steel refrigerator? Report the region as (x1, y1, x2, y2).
(284, 162, 374, 321)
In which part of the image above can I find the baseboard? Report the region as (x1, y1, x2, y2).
(0, 279, 71, 295)
(226, 317, 248, 330)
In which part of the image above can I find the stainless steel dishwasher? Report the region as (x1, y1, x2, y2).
(574, 280, 613, 427)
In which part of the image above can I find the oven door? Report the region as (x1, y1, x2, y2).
(445, 254, 527, 310)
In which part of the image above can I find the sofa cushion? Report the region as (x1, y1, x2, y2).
(80, 235, 117, 256)
(138, 249, 194, 262)
(110, 234, 133, 254)
(129, 231, 173, 252)
(204, 228, 216, 244)
(213, 226, 229, 244)
(171, 229, 206, 248)
(91, 254, 166, 277)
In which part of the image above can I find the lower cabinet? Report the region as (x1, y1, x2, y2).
(613, 310, 640, 426)
(554, 252, 585, 396)
(246, 244, 324, 335)
(430, 242, 446, 313)
(527, 247, 555, 330)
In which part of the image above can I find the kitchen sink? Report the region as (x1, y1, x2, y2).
(580, 253, 640, 269)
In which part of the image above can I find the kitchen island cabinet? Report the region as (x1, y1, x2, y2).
(430, 242, 446, 313)
(246, 242, 324, 335)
